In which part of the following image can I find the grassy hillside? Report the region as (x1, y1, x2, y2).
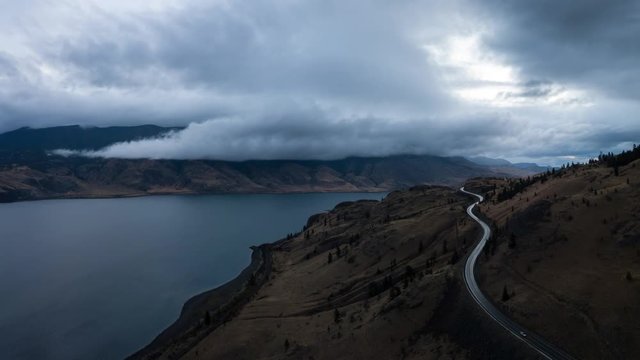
(466, 158, 640, 359)
(127, 147, 640, 360)
(132, 186, 542, 360)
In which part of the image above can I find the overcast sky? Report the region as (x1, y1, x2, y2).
(1, 0, 638, 164)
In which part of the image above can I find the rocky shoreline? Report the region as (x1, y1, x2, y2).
(128, 243, 274, 360)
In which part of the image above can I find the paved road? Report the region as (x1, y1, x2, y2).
(460, 187, 576, 360)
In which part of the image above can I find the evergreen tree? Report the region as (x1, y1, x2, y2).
(502, 285, 510, 301)
(508, 233, 517, 249)
(450, 250, 459, 264)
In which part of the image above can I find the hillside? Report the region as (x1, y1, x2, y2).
(0, 125, 546, 202)
(466, 158, 640, 359)
(467, 156, 551, 177)
(130, 186, 537, 360)
(128, 148, 640, 360)
(0, 154, 531, 203)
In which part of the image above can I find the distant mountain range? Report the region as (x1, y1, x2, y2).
(468, 156, 551, 173)
(0, 125, 547, 202)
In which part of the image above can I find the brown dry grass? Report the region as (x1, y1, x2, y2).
(468, 159, 640, 359)
(145, 186, 480, 360)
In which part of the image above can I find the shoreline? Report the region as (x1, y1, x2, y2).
(128, 243, 275, 359)
(0, 188, 389, 205)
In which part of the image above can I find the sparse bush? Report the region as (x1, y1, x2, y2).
(389, 286, 402, 299)
(404, 265, 416, 282)
(334, 308, 342, 323)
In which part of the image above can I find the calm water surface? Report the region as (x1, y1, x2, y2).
(0, 192, 384, 360)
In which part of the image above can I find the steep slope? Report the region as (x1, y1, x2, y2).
(466, 159, 640, 359)
(131, 186, 538, 360)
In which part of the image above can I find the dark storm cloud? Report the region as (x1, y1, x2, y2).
(0, 0, 639, 163)
(499, 80, 557, 100)
(53, 1, 448, 106)
(480, 0, 640, 99)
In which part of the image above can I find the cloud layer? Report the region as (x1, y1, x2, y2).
(1, 0, 639, 164)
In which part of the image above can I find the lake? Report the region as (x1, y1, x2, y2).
(0, 192, 385, 360)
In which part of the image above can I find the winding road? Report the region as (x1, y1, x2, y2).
(460, 187, 576, 360)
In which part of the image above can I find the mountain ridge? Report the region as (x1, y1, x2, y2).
(468, 156, 550, 174)
(0, 125, 544, 202)
(0, 153, 534, 203)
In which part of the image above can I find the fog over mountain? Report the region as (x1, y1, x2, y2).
(1, 0, 638, 165)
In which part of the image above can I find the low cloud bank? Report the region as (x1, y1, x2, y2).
(53, 114, 512, 161)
